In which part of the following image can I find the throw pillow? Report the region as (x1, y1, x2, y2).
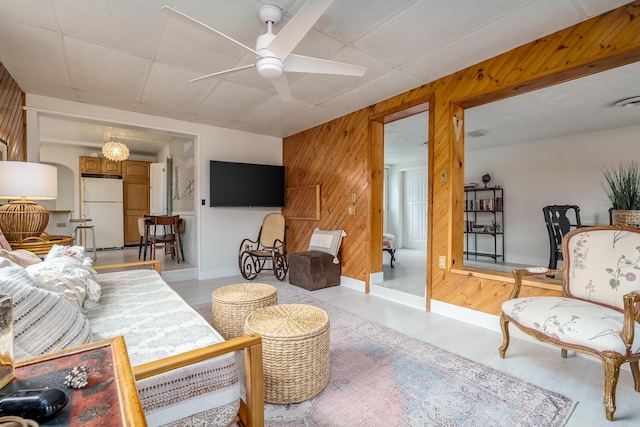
(0, 248, 42, 268)
(27, 269, 87, 308)
(308, 228, 347, 264)
(46, 244, 91, 263)
(0, 258, 93, 356)
(26, 256, 101, 309)
(0, 229, 11, 251)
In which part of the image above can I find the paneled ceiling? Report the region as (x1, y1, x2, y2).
(0, 0, 635, 156)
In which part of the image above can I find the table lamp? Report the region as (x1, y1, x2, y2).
(0, 161, 57, 243)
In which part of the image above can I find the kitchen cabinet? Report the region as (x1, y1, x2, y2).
(123, 160, 151, 245)
(80, 156, 122, 175)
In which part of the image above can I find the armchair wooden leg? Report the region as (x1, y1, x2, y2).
(498, 314, 510, 358)
(603, 355, 622, 421)
(630, 361, 640, 392)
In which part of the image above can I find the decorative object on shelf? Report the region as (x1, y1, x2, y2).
(0, 294, 14, 389)
(0, 162, 58, 242)
(602, 161, 640, 226)
(481, 173, 491, 187)
(102, 134, 129, 161)
(64, 365, 89, 389)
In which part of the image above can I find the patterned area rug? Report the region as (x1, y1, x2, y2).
(193, 287, 575, 426)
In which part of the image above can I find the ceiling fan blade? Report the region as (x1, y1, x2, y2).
(160, 6, 261, 57)
(266, 0, 333, 60)
(270, 75, 292, 101)
(284, 54, 366, 76)
(189, 64, 255, 82)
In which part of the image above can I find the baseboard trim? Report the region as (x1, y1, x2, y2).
(370, 284, 425, 309)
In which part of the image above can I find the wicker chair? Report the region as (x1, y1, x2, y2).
(238, 213, 288, 281)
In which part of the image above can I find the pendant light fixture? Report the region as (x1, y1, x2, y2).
(102, 134, 129, 161)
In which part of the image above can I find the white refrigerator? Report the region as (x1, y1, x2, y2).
(81, 177, 124, 249)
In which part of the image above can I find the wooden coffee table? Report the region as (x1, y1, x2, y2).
(10, 336, 145, 426)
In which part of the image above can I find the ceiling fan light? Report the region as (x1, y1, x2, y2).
(102, 137, 130, 161)
(256, 56, 284, 79)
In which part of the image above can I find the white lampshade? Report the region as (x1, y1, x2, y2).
(0, 162, 58, 242)
(0, 161, 57, 200)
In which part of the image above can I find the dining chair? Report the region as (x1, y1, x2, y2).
(148, 215, 181, 264)
(542, 205, 582, 269)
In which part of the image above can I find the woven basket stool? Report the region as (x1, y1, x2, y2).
(211, 283, 277, 339)
(244, 304, 330, 404)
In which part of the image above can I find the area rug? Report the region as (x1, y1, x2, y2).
(192, 287, 575, 426)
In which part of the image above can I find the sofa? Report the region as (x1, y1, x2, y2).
(0, 244, 264, 426)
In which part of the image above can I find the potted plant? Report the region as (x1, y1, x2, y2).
(602, 161, 640, 226)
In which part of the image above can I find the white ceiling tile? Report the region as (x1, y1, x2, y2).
(171, 0, 265, 52)
(65, 37, 149, 100)
(196, 81, 272, 121)
(135, 103, 193, 122)
(277, 105, 345, 136)
(242, 96, 312, 128)
(0, 0, 58, 29)
(13, 77, 77, 101)
(155, 17, 247, 76)
(354, 0, 531, 66)
(574, 0, 634, 17)
(314, 0, 418, 44)
(141, 62, 216, 112)
(0, 17, 70, 87)
(55, 0, 167, 58)
(400, 0, 582, 82)
(76, 91, 140, 113)
(322, 69, 423, 113)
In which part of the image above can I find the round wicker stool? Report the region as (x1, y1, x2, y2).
(244, 304, 330, 404)
(211, 283, 277, 339)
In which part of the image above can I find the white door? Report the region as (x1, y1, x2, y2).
(150, 163, 166, 215)
(401, 169, 428, 250)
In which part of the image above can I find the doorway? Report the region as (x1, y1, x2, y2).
(374, 107, 429, 302)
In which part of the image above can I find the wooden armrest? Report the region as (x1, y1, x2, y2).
(510, 267, 562, 299)
(93, 260, 161, 274)
(133, 334, 264, 427)
(621, 291, 640, 350)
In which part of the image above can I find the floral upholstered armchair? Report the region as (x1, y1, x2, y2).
(499, 225, 640, 421)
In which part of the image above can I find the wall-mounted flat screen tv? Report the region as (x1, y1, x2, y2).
(210, 160, 285, 207)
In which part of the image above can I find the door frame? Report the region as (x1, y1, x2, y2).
(369, 95, 433, 308)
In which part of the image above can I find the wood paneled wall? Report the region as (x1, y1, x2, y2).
(0, 62, 25, 161)
(283, 2, 640, 313)
(283, 109, 373, 283)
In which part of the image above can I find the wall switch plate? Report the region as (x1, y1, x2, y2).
(348, 192, 356, 203)
(201, 199, 205, 205)
(56, 222, 66, 228)
(439, 255, 446, 269)
(348, 205, 355, 215)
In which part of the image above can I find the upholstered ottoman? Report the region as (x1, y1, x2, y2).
(212, 282, 277, 339)
(244, 304, 330, 404)
(288, 250, 340, 290)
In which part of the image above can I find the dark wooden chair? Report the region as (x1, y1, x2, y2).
(148, 215, 181, 264)
(542, 205, 581, 269)
(238, 213, 287, 281)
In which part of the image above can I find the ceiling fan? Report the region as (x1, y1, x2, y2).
(160, 0, 366, 101)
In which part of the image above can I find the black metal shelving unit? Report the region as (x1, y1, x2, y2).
(464, 186, 504, 262)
